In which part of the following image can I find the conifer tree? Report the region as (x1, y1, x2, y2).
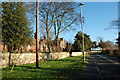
(72, 32, 92, 51)
(2, 2, 33, 52)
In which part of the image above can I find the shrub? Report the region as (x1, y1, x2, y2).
(113, 49, 120, 56)
(103, 49, 113, 54)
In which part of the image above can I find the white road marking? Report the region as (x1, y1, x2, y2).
(97, 54, 119, 64)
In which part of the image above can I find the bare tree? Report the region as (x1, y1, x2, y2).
(97, 36, 104, 43)
(39, 2, 78, 52)
(105, 19, 120, 49)
(104, 20, 120, 30)
(23, 2, 79, 52)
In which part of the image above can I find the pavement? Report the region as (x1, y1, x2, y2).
(82, 53, 120, 80)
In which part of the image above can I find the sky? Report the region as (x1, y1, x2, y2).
(1, 1, 118, 44)
(60, 2, 118, 43)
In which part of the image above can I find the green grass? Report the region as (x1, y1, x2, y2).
(2, 54, 89, 79)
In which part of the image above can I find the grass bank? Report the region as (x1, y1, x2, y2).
(2, 54, 89, 80)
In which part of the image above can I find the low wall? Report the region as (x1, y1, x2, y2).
(0, 52, 82, 68)
(89, 51, 101, 53)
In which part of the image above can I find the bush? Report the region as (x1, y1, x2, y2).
(103, 49, 120, 56)
(103, 49, 113, 54)
(113, 49, 120, 56)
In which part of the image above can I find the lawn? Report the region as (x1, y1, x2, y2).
(2, 54, 89, 80)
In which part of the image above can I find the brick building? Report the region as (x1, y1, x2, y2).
(23, 38, 36, 51)
(39, 36, 48, 51)
(0, 37, 70, 52)
(0, 41, 7, 51)
(59, 38, 66, 51)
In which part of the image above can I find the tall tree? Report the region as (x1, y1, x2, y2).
(105, 19, 120, 49)
(98, 40, 107, 50)
(111, 20, 120, 49)
(39, 2, 78, 52)
(2, 2, 33, 52)
(72, 32, 92, 52)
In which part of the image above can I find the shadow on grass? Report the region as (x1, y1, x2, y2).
(2, 56, 87, 80)
(49, 56, 83, 61)
(13, 62, 85, 79)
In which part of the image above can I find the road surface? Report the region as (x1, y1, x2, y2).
(83, 53, 120, 80)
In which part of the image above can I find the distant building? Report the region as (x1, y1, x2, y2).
(39, 37, 67, 52)
(39, 36, 48, 51)
(65, 42, 72, 51)
(22, 38, 36, 52)
(0, 37, 70, 52)
(58, 38, 66, 51)
(0, 41, 7, 51)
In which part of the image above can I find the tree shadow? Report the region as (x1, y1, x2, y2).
(8, 52, 12, 67)
(40, 52, 51, 61)
(16, 62, 85, 79)
(3, 55, 86, 80)
(69, 50, 72, 57)
(44, 52, 51, 60)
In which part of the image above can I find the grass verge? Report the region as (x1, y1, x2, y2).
(2, 53, 89, 80)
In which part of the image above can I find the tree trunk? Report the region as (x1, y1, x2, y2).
(46, 30, 51, 53)
(8, 45, 12, 67)
(3, 42, 5, 50)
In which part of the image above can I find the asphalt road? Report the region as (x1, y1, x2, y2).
(83, 53, 120, 80)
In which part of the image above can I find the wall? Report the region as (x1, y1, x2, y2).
(0, 52, 83, 68)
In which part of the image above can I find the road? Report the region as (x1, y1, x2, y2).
(83, 53, 120, 80)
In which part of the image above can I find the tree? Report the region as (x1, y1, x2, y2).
(21, 2, 79, 52)
(72, 32, 92, 52)
(96, 36, 104, 43)
(105, 19, 120, 49)
(110, 20, 120, 49)
(98, 41, 107, 50)
(117, 33, 120, 49)
(39, 2, 78, 52)
(99, 40, 117, 49)
(91, 41, 98, 50)
(2, 2, 33, 52)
